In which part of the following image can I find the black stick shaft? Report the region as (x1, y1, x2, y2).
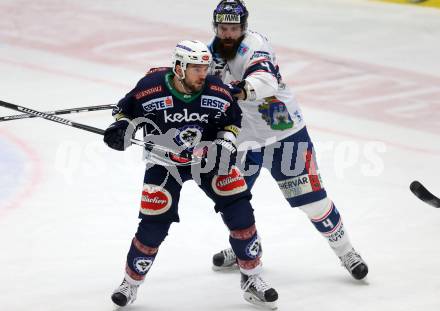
(0, 104, 114, 122)
(0, 100, 105, 135)
(0, 100, 196, 161)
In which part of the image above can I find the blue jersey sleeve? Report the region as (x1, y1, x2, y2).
(112, 78, 147, 121)
(112, 69, 169, 121)
(205, 75, 243, 139)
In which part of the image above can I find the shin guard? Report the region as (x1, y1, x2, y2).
(300, 198, 353, 256)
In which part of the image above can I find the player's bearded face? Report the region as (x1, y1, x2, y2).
(216, 24, 244, 61)
(217, 37, 243, 60)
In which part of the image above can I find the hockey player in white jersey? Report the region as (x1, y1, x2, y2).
(209, 0, 369, 280)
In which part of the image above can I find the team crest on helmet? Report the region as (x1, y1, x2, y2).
(213, 0, 249, 29)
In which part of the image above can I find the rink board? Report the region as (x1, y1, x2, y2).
(376, 0, 440, 8)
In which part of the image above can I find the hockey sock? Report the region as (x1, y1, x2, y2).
(229, 224, 262, 275)
(125, 237, 159, 285)
(299, 198, 353, 257)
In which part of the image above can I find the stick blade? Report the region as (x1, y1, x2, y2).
(410, 181, 440, 208)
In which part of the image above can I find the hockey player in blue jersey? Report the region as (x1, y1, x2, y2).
(103, 40, 278, 309)
(208, 0, 369, 281)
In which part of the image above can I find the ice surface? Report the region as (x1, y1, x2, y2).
(1, 0, 439, 310)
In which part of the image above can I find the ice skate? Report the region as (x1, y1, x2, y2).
(111, 278, 139, 307)
(339, 248, 369, 280)
(212, 247, 238, 271)
(241, 273, 278, 310)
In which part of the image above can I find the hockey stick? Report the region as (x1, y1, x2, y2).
(0, 104, 114, 122)
(410, 181, 440, 208)
(0, 100, 198, 164)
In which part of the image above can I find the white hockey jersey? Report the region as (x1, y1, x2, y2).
(209, 30, 305, 150)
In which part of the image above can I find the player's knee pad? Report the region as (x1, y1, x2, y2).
(229, 225, 262, 273)
(136, 220, 171, 248)
(220, 198, 255, 231)
(298, 197, 342, 236)
(298, 197, 331, 218)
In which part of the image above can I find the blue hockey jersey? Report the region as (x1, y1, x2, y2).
(113, 67, 241, 164)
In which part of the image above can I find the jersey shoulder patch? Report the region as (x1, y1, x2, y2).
(237, 42, 250, 56)
(134, 70, 169, 101)
(205, 75, 234, 102)
(145, 67, 171, 76)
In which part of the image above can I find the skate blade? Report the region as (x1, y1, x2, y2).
(212, 263, 239, 272)
(243, 292, 278, 310)
(111, 297, 135, 309)
(112, 301, 134, 310)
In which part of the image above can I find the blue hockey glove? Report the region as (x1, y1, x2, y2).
(103, 119, 130, 151)
(226, 82, 245, 99)
(227, 80, 257, 101)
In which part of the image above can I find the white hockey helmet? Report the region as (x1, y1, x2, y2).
(171, 40, 212, 79)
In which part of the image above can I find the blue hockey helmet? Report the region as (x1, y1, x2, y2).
(213, 0, 249, 32)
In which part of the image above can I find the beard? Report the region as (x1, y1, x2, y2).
(215, 36, 245, 61)
(182, 78, 205, 93)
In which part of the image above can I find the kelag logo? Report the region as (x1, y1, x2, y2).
(142, 96, 174, 112)
(164, 109, 208, 123)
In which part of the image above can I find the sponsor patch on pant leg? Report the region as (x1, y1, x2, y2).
(212, 166, 248, 196)
(277, 150, 324, 199)
(277, 173, 324, 198)
(140, 184, 172, 215)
